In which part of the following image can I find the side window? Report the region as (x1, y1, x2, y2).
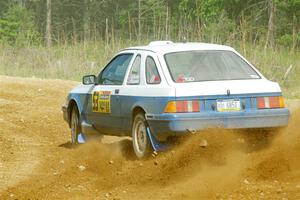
(146, 56, 161, 84)
(127, 55, 141, 85)
(99, 54, 133, 85)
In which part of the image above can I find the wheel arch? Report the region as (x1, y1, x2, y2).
(132, 106, 146, 121)
(67, 99, 79, 127)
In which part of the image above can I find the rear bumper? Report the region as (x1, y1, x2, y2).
(145, 108, 290, 141)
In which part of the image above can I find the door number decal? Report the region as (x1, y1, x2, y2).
(92, 91, 111, 113)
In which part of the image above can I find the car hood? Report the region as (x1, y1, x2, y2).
(174, 79, 281, 97)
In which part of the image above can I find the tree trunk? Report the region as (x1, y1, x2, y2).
(157, 13, 161, 39)
(165, 4, 169, 40)
(18, 0, 25, 7)
(265, 0, 275, 50)
(72, 17, 77, 45)
(105, 18, 109, 47)
(128, 11, 132, 41)
(46, 0, 52, 47)
(240, 11, 247, 55)
(111, 17, 115, 48)
(153, 9, 156, 39)
(195, 1, 201, 40)
(83, 0, 90, 43)
(292, 14, 296, 51)
(138, 0, 141, 43)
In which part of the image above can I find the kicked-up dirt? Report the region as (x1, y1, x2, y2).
(0, 75, 300, 200)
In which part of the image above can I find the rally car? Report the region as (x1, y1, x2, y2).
(62, 41, 290, 158)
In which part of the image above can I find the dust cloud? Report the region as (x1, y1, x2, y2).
(64, 108, 300, 199)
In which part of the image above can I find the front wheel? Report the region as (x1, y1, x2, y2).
(70, 106, 80, 144)
(132, 113, 153, 159)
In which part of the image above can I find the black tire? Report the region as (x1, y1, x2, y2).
(132, 113, 153, 159)
(70, 105, 80, 144)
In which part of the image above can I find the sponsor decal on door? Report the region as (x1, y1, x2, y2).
(92, 91, 111, 113)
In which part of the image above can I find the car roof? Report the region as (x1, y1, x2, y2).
(123, 41, 235, 54)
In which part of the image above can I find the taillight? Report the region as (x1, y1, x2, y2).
(164, 100, 200, 113)
(257, 96, 285, 109)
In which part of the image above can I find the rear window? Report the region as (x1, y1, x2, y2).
(164, 50, 260, 83)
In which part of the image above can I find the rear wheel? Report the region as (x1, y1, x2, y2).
(70, 106, 80, 144)
(132, 113, 152, 159)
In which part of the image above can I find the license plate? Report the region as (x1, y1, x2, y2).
(217, 99, 241, 112)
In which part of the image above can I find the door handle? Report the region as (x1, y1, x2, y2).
(115, 89, 120, 94)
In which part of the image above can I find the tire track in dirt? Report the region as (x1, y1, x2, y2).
(0, 88, 39, 193)
(0, 76, 77, 196)
(0, 75, 300, 200)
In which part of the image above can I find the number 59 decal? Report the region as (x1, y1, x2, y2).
(92, 91, 111, 113)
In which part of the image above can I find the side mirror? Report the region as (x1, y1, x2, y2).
(82, 75, 96, 85)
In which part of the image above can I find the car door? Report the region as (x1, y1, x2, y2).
(120, 53, 143, 132)
(85, 53, 134, 135)
(119, 52, 176, 134)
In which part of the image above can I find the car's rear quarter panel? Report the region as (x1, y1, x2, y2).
(119, 86, 176, 132)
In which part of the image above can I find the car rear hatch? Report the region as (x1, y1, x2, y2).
(171, 79, 283, 113)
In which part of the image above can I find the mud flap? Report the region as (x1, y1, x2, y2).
(77, 133, 86, 144)
(146, 127, 171, 152)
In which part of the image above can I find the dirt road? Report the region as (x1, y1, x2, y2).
(0, 75, 300, 200)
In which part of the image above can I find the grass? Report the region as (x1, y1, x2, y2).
(0, 40, 131, 80)
(0, 40, 299, 98)
(243, 45, 300, 99)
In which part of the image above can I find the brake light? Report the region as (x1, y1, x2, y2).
(257, 96, 285, 109)
(164, 100, 200, 113)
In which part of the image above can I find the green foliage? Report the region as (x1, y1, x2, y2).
(278, 34, 300, 48)
(196, 0, 222, 23)
(0, 19, 19, 43)
(202, 12, 236, 43)
(277, 34, 293, 47)
(0, 0, 299, 50)
(276, 0, 300, 17)
(0, 5, 40, 46)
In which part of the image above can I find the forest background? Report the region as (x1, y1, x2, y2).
(0, 0, 299, 98)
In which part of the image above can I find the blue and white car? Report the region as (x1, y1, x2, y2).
(62, 41, 290, 158)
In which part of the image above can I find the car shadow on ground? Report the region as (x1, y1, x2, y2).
(58, 139, 136, 160)
(58, 141, 74, 149)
